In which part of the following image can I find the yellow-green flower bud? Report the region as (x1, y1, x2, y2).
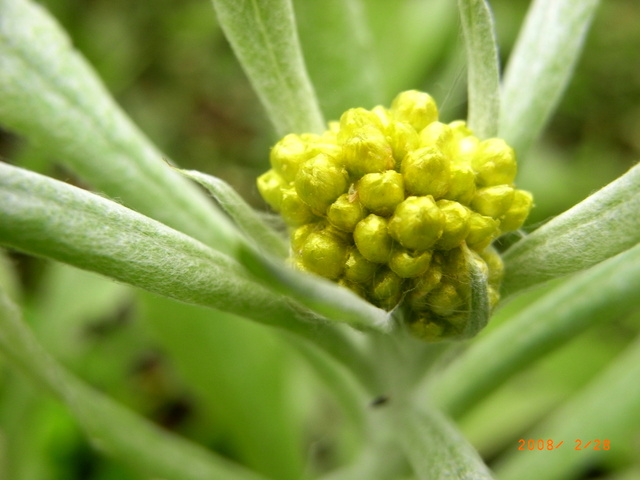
(409, 315, 446, 342)
(471, 185, 515, 219)
(338, 278, 368, 299)
(279, 187, 318, 226)
(466, 212, 500, 250)
(327, 192, 366, 232)
(500, 189, 533, 232)
(401, 146, 451, 198)
(390, 90, 438, 132)
(295, 153, 349, 214)
(407, 261, 443, 311)
(357, 171, 404, 216)
(344, 246, 379, 283)
(337, 107, 385, 143)
(448, 120, 478, 161)
(256, 169, 286, 211)
(270, 134, 309, 182)
(385, 121, 420, 167)
(354, 214, 394, 264)
(446, 164, 476, 205)
(300, 229, 348, 280)
(427, 281, 463, 317)
(479, 247, 504, 289)
(472, 138, 517, 186)
(342, 126, 395, 176)
(388, 196, 444, 251)
(419, 121, 454, 157)
(389, 247, 432, 278)
(290, 223, 319, 254)
(436, 199, 471, 250)
(449, 120, 473, 139)
(371, 105, 391, 127)
(370, 268, 404, 310)
(257, 89, 533, 339)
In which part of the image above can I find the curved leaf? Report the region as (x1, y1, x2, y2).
(500, 0, 600, 158)
(179, 169, 288, 258)
(0, 0, 239, 254)
(0, 289, 269, 480)
(397, 406, 494, 480)
(210, 0, 325, 136)
(0, 162, 371, 380)
(502, 163, 640, 297)
(458, 0, 500, 139)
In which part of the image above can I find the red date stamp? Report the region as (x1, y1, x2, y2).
(518, 439, 610, 451)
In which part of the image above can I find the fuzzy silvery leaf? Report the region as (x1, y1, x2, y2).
(0, 0, 239, 254)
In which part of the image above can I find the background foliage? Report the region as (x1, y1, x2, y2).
(0, 0, 639, 479)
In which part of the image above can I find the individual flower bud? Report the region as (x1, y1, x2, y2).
(269, 134, 310, 182)
(500, 189, 533, 232)
(436, 200, 471, 250)
(471, 184, 515, 219)
(472, 138, 517, 186)
(279, 187, 318, 226)
(344, 246, 379, 283)
(401, 146, 451, 198)
(256, 169, 287, 211)
(388, 196, 444, 251)
(370, 268, 404, 310)
(446, 164, 476, 204)
(408, 315, 446, 342)
(338, 278, 368, 299)
(327, 193, 366, 232)
(385, 121, 420, 167)
(487, 286, 500, 308)
(290, 223, 320, 254)
(342, 126, 395, 176)
(337, 107, 385, 143)
(479, 247, 504, 290)
(389, 247, 432, 278)
(300, 229, 348, 280)
(357, 171, 404, 216)
(438, 247, 469, 285)
(390, 90, 438, 132)
(354, 214, 394, 264)
(309, 143, 343, 162)
(371, 105, 391, 126)
(419, 121, 454, 157)
(466, 212, 500, 250)
(407, 262, 443, 311)
(448, 120, 479, 161)
(427, 281, 463, 317)
(449, 120, 473, 139)
(295, 153, 349, 214)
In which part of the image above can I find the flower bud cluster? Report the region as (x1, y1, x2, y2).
(257, 90, 532, 341)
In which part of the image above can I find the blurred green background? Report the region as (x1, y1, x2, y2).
(0, 0, 638, 479)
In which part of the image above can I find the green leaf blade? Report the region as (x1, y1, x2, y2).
(502, 164, 640, 297)
(179, 169, 288, 259)
(0, 289, 270, 480)
(0, 0, 239, 254)
(0, 162, 373, 381)
(397, 406, 495, 480)
(0, 162, 293, 331)
(458, 0, 501, 139)
(210, 0, 325, 136)
(499, 0, 600, 158)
